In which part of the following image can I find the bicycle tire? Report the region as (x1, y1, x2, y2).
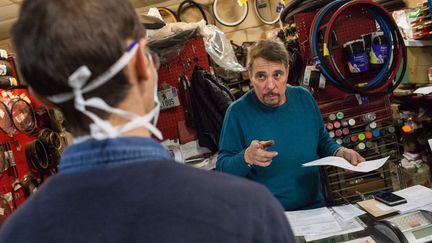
(254, 0, 280, 25)
(177, 0, 208, 24)
(212, 0, 249, 27)
(157, 7, 178, 23)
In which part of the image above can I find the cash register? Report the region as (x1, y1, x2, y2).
(374, 210, 432, 243)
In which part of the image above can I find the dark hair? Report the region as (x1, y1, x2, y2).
(247, 39, 290, 72)
(11, 0, 146, 135)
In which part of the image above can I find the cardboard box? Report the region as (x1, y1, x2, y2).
(407, 46, 432, 84)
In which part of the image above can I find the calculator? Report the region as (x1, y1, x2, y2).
(374, 210, 432, 243)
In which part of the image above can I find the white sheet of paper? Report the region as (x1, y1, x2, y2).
(393, 185, 432, 214)
(302, 156, 389, 172)
(341, 236, 376, 243)
(179, 140, 211, 160)
(332, 204, 366, 220)
(304, 214, 364, 242)
(285, 207, 342, 236)
(419, 203, 432, 212)
(414, 86, 432, 95)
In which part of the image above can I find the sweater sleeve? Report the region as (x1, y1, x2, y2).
(251, 185, 297, 243)
(216, 105, 251, 177)
(307, 90, 340, 157)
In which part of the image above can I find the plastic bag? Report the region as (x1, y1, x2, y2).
(147, 20, 245, 72)
(199, 25, 246, 72)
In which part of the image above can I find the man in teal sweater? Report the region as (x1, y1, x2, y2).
(216, 39, 364, 211)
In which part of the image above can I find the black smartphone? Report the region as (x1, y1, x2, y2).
(375, 192, 407, 206)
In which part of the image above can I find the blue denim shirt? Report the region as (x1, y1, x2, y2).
(59, 136, 171, 174)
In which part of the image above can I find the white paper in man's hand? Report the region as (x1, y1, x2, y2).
(302, 156, 389, 172)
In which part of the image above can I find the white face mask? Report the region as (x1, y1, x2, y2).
(47, 40, 163, 142)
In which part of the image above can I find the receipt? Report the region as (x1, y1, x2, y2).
(302, 156, 389, 172)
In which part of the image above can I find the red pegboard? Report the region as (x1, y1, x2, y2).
(0, 89, 46, 213)
(156, 37, 210, 141)
(0, 55, 59, 223)
(294, 6, 379, 102)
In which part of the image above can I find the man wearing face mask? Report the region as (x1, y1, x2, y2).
(0, 1, 297, 242)
(216, 39, 364, 211)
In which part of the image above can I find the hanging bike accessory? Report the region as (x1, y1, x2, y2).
(157, 7, 178, 23)
(0, 60, 12, 76)
(25, 139, 49, 173)
(178, 74, 195, 128)
(0, 144, 8, 175)
(0, 194, 12, 226)
(21, 174, 39, 197)
(212, 0, 249, 27)
(0, 76, 18, 89)
(309, 0, 406, 96)
(0, 100, 15, 136)
(38, 129, 63, 167)
(1, 142, 18, 178)
(47, 108, 65, 133)
(254, 0, 281, 25)
(10, 98, 37, 135)
(177, 0, 209, 24)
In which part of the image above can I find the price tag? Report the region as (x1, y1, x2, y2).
(0, 64, 6, 75)
(157, 86, 180, 110)
(15, 113, 26, 123)
(237, 0, 247, 7)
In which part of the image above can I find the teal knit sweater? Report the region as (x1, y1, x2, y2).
(216, 86, 340, 211)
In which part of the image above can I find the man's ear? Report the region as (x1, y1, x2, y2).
(134, 38, 150, 84)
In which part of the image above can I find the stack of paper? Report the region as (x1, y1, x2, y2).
(285, 208, 341, 236)
(285, 207, 365, 242)
(393, 185, 432, 213)
(332, 204, 366, 220)
(304, 214, 364, 242)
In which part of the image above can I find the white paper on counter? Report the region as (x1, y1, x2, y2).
(302, 156, 389, 172)
(332, 204, 366, 221)
(180, 140, 211, 160)
(304, 214, 364, 242)
(414, 86, 432, 95)
(341, 236, 377, 243)
(393, 185, 432, 214)
(285, 207, 341, 236)
(418, 203, 432, 212)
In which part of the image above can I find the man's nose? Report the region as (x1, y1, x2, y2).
(265, 77, 276, 90)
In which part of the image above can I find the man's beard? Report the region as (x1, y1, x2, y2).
(262, 92, 281, 107)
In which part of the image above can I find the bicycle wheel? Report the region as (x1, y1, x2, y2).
(157, 7, 178, 23)
(212, 0, 249, 27)
(254, 0, 281, 25)
(177, 0, 209, 24)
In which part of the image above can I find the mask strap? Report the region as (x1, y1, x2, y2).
(47, 40, 140, 104)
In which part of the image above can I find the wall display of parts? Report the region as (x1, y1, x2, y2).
(319, 94, 402, 205)
(156, 37, 210, 141)
(0, 88, 67, 225)
(308, 0, 406, 97)
(293, 1, 405, 101)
